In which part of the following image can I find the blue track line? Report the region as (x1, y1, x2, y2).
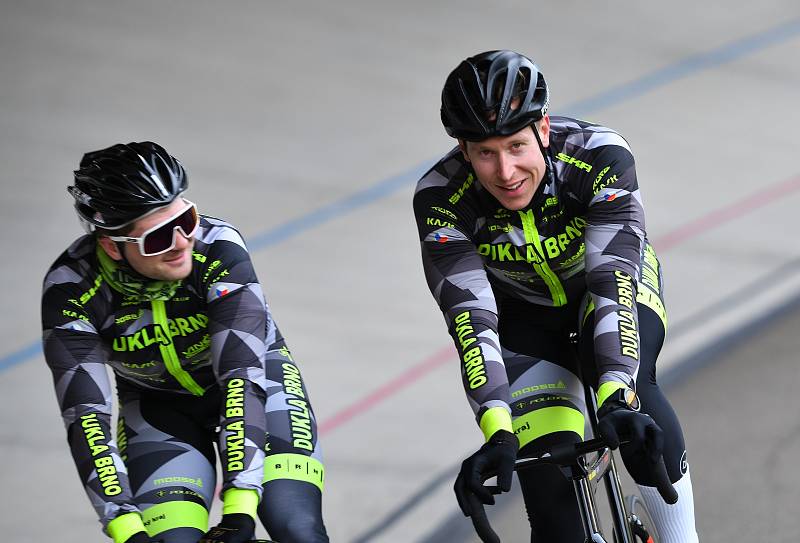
(3, 18, 800, 373)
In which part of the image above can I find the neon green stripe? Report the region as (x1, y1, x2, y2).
(222, 488, 259, 519)
(513, 406, 585, 449)
(151, 300, 204, 396)
(636, 286, 668, 329)
(107, 512, 146, 543)
(141, 501, 209, 535)
(519, 210, 567, 306)
(264, 453, 325, 492)
(582, 298, 595, 326)
(597, 381, 627, 408)
(478, 406, 514, 441)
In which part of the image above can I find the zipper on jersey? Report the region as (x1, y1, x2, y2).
(518, 209, 568, 306)
(151, 299, 205, 396)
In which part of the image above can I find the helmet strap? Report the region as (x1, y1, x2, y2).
(531, 122, 556, 188)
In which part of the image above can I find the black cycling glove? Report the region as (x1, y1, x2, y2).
(199, 513, 256, 543)
(597, 387, 664, 464)
(454, 429, 519, 517)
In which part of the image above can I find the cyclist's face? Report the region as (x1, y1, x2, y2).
(461, 118, 550, 211)
(99, 198, 196, 281)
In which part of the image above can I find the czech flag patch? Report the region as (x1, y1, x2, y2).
(215, 286, 230, 298)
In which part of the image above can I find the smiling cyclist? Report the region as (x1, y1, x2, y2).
(413, 50, 699, 541)
(41, 142, 329, 543)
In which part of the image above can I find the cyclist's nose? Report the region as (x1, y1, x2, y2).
(497, 153, 515, 182)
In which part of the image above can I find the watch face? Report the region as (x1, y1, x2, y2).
(624, 388, 641, 411)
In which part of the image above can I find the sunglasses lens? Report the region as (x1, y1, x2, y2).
(141, 204, 199, 256)
(175, 205, 200, 237)
(142, 223, 177, 255)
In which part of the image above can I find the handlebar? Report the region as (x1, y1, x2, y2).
(467, 437, 677, 542)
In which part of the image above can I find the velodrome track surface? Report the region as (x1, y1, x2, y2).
(425, 297, 800, 542)
(1, 2, 799, 542)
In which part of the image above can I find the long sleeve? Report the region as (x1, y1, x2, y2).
(413, 186, 512, 440)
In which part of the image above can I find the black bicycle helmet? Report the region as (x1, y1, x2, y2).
(68, 141, 188, 230)
(441, 50, 549, 141)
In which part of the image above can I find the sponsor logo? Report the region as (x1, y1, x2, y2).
(115, 310, 143, 324)
(614, 270, 639, 360)
(449, 174, 475, 205)
(478, 217, 587, 262)
(112, 313, 208, 352)
(541, 196, 559, 211)
(511, 381, 567, 398)
(79, 413, 122, 496)
(556, 152, 592, 173)
(152, 476, 204, 488)
(488, 223, 513, 233)
(432, 206, 458, 220)
(426, 217, 455, 229)
(454, 311, 487, 390)
(282, 362, 315, 451)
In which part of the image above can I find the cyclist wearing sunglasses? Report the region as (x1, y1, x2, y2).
(413, 51, 699, 541)
(41, 142, 328, 543)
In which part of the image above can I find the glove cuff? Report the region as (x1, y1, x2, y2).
(220, 512, 256, 530)
(597, 387, 641, 418)
(488, 429, 519, 451)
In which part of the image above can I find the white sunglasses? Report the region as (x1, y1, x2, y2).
(107, 200, 200, 256)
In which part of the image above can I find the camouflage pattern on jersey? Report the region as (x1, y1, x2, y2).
(40, 216, 308, 527)
(414, 116, 651, 433)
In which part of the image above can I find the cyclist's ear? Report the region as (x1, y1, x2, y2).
(535, 115, 551, 147)
(97, 235, 123, 261)
(458, 139, 470, 162)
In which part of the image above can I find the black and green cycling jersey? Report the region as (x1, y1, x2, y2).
(41, 216, 322, 529)
(414, 116, 665, 439)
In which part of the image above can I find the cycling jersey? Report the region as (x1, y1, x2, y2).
(414, 116, 660, 438)
(41, 216, 316, 530)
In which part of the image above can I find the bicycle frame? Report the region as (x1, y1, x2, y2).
(513, 435, 634, 543)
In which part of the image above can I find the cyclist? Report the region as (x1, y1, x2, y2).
(413, 50, 699, 542)
(41, 142, 329, 543)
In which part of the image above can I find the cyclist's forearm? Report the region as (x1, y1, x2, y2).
(585, 222, 644, 383)
(64, 410, 140, 529)
(447, 307, 513, 440)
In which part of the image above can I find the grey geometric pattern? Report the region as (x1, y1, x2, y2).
(414, 116, 657, 433)
(41, 216, 321, 529)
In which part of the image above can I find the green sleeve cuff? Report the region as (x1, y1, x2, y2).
(263, 453, 325, 492)
(597, 381, 628, 408)
(107, 512, 146, 543)
(479, 406, 514, 442)
(222, 488, 259, 520)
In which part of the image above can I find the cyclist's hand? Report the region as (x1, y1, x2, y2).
(199, 513, 256, 543)
(597, 388, 664, 464)
(454, 429, 519, 517)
